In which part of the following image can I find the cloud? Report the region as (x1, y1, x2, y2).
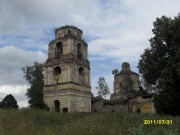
(0, 0, 97, 35)
(1, 0, 179, 59)
(72, 0, 180, 63)
(0, 45, 46, 85)
(0, 92, 7, 98)
(0, 45, 46, 107)
(0, 85, 29, 107)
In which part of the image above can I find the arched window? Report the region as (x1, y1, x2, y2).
(77, 43, 82, 59)
(55, 42, 63, 58)
(79, 67, 84, 84)
(54, 66, 61, 75)
(53, 66, 61, 82)
(79, 67, 84, 76)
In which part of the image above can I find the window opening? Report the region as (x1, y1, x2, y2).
(55, 42, 63, 58)
(79, 67, 84, 76)
(120, 82, 123, 87)
(77, 43, 82, 59)
(63, 108, 68, 112)
(53, 66, 61, 82)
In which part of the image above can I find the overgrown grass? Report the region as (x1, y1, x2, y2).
(0, 109, 179, 135)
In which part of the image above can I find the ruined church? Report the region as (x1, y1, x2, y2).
(111, 62, 141, 100)
(43, 26, 91, 112)
(110, 62, 155, 113)
(43, 25, 154, 113)
(92, 62, 154, 113)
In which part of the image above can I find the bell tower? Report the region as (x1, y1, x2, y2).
(43, 25, 91, 112)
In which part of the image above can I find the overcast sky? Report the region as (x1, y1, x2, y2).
(0, 0, 179, 107)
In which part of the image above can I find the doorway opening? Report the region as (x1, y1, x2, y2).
(54, 100, 60, 112)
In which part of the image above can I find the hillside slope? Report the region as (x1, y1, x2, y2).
(0, 109, 179, 135)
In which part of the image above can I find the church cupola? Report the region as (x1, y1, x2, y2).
(55, 25, 83, 39)
(122, 62, 131, 71)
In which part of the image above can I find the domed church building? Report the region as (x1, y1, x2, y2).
(111, 62, 141, 100)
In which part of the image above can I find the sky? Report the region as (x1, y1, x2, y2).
(0, 0, 179, 107)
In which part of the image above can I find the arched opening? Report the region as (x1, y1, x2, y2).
(55, 42, 63, 58)
(68, 30, 71, 34)
(77, 43, 82, 60)
(54, 100, 60, 112)
(79, 67, 84, 84)
(53, 66, 61, 83)
(54, 66, 61, 74)
(120, 82, 123, 87)
(79, 67, 84, 76)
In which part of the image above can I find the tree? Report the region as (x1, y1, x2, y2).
(138, 14, 180, 115)
(112, 69, 119, 75)
(96, 76, 110, 99)
(1, 94, 18, 109)
(22, 62, 48, 109)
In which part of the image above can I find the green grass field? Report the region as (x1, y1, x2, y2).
(0, 109, 179, 135)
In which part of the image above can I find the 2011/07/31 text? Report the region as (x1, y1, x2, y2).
(144, 120, 173, 125)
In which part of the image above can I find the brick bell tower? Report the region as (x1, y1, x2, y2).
(43, 25, 91, 112)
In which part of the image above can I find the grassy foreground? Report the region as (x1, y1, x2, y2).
(0, 109, 179, 135)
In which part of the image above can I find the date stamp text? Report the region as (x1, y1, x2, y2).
(144, 120, 173, 125)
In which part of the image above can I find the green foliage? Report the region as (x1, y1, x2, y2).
(136, 87, 149, 97)
(112, 69, 119, 75)
(138, 14, 180, 115)
(96, 76, 110, 99)
(121, 74, 137, 98)
(0, 94, 18, 109)
(0, 109, 180, 135)
(22, 62, 48, 109)
(91, 92, 94, 98)
(121, 74, 137, 112)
